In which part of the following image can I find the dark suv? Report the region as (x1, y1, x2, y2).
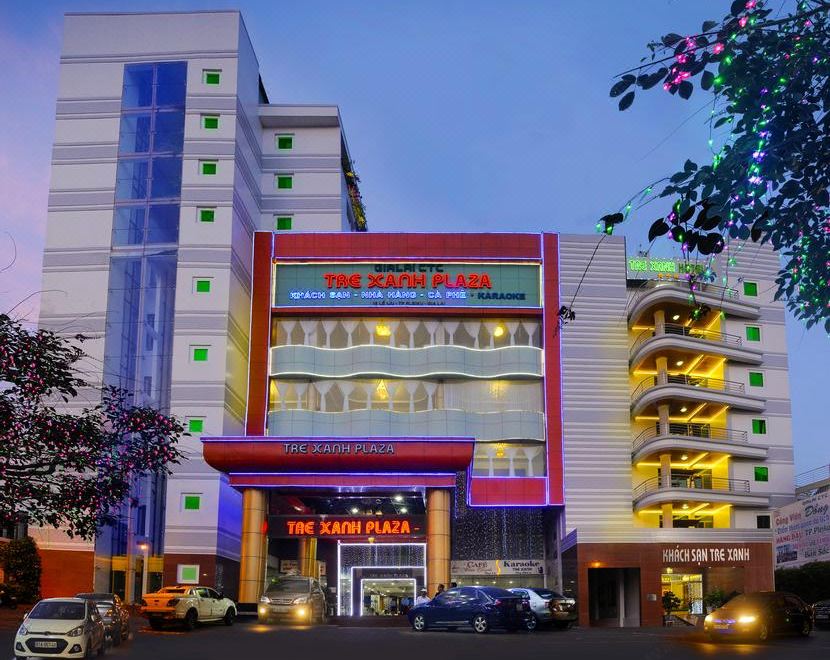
(408, 586, 530, 633)
(76, 592, 130, 645)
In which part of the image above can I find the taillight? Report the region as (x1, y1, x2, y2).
(166, 598, 180, 607)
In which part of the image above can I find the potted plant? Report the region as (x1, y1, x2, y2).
(662, 591, 681, 626)
(703, 587, 726, 613)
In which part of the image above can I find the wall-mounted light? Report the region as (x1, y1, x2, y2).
(672, 314, 681, 321)
(375, 380, 389, 400)
(494, 324, 505, 338)
(680, 454, 689, 461)
(375, 323, 391, 337)
(676, 360, 684, 367)
(350, 507, 359, 514)
(680, 406, 688, 413)
(393, 494, 403, 503)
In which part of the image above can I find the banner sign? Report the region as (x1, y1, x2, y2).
(661, 545, 751, 564)
(774, 491, 830, 568)
(273, 262, 541, 308)
(270, 515, 425, 539)
(451, 559, 544, 576)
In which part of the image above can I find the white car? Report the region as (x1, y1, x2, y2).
(14, 597, 106, 659)
(140, 585, 236, 631)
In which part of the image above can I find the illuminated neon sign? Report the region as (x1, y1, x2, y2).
(627, 257, 706, 278)
(273, 262, 541, 308)
(271, 515, 425, 538)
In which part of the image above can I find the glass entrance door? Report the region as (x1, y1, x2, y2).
(360, 578, 416, 616)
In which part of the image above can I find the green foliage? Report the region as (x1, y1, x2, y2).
(0, 314, 185, 540)
(775, 561, 830, 603)
(0, 536, 42, 602)
(606, 1, 830, 332)
(662, 590, 682, 614)
(704, 587, 727, 610)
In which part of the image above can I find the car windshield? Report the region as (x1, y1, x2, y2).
(723, 594, 773, 608)
(265, 578, 309, 593)
(29, 601, 86, 620)
(533, 589, 564, 599)
(480, 587, 516, 598)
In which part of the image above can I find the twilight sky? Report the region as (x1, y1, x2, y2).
(0, 0, 826, 473)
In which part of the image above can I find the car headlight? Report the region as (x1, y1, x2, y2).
(704, 614, 713, 623)
(67, 625, 85, 637)
(737, 615, 757, 624)
(293, 597, 309, 605)
(259, 596, 271, 604)
(17, 624, 29, 636)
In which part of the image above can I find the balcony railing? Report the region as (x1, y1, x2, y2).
(632, 423, 749, 453)
(631, 375, 746, 401)
(633, 475, 751, 500)
(629, 280, 740, 316)
(630, 323, 743, 356)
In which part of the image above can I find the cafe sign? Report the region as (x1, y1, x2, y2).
(271, 515, 425, 539)
(273, 262, 541, 308)
(451, 559, 544, 576)
(662, 545, 751, 564)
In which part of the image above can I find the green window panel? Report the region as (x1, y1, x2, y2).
(195, 279, 211, 293)
(749, 372, 764, 387)
(752, 419, 767, 435)
(183, 495, 201, 511)
(276, 216, 292, 231)
(743, 281, 758, 296)
(277, 135, 293, 150)
(276, 175, 293, 189)
(746, 326, 761, 342)
(188, 418, 204, 433)
(199, 208, 215, 223)
(200, 161, 217, 176)
(179, 565, 199, 583)
(203, 70, 221, 85)
(192, 347, 209, 362)
(754, 466, 769, 482)
(202, 115, 219, 130)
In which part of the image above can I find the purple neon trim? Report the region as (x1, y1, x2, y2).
(469, 476, 547, 480)
(466, 502, 547, 508)
(228, 471, 458, 476)
(230, 482, 453, 488)
(553, 234, 566, 505)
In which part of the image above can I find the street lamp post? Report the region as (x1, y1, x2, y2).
(138, 542, 150, 599)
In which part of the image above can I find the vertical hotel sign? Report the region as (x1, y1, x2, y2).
(272, 262, 541, 308)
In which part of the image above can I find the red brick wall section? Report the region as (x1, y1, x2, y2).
(574, 542, 774, 627)
(38, 549, 95, 599)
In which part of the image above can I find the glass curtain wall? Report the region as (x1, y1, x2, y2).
(98, 62, 186, 596)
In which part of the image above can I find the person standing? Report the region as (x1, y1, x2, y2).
(435, 584, 446, 597)
(414, 589, 430, 607)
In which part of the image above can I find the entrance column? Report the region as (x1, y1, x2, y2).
(426, 489, 451, 596)
(298, 538, 318, 578)
(239, 488, 267, 604)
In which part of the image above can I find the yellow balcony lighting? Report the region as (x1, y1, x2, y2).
(375, 323, 392, 337)
(493, 324, 505, 338)
(676, 360, 684, 367)
(680, 454, 689, 461)
(709, 454, 731, 469)
(631, 325, 655, 331)
(704, 358, 727, 378)
(683, 355, 705, 375)
(704, 314, 722, 331)
(671, 314, 681, 321)
(680, 406, 688, 413)
(375, 379, 389, 400)
(681, 503, 689, 510)
(690, 405, 730, 423)
(686, 452, 709, 467)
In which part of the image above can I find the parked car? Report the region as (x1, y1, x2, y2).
(75, 593, 130, 646)
(408, 586, 530, 634)
(14, 597, 106, 659)
(703, 591, 812, 642)
(258, 576, 327, 624)
(140, 585, 236, 631)
(509, 587, 577, 630)
(812, 599, 830, 630)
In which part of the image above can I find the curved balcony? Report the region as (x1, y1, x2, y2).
(632, 423, 768, 463)
(630, 324, 763, 370)
(632, 476, 770, 510)
(270, 344, 543, 379)
(629, 281, 760, 326)
(631, 375, 765, 417)
(267, 409, 545, 442)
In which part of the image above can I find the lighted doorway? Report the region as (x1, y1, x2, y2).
(360, 578, 416, 616)
(662, 570, 703, 615)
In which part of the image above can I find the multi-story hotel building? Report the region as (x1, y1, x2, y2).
(33, 11, 795, 627)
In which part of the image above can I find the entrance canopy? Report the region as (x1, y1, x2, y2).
(202, 436, 475, 489)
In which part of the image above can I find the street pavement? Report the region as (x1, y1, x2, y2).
(4, 617, 830, 660)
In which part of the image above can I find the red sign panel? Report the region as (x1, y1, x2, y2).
(270, 515, 425, 539)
